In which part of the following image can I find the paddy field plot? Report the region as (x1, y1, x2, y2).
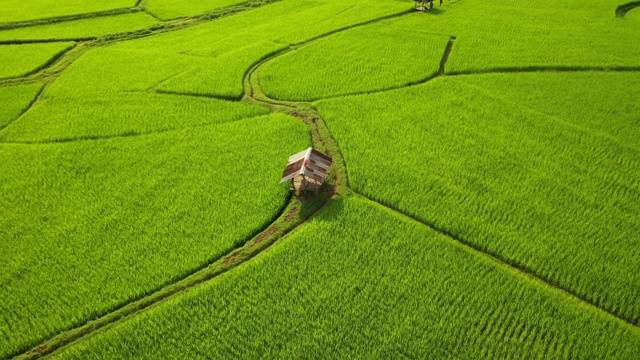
(0, 12, 160, 41)
(146, 0, 250, 20)
(0, 92, 269, 142)
(438, 0, 640, 72)
(0, 114, 308, 358)
(259, 14, 450, 101)
(50, 197, 640, 359)
(0, 83, 43, 129)
(0, 0, 137, 24)
(0, 43, 74, 79)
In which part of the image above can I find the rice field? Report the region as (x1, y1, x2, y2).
(49, 197, 640, 359)
(0, 114, 308, 357)
(146, 0, 250, 20)
(0, 12, 160, 41)
(0, 43, 74, 79)
(315, 74, 640, 325)
(0, 0, 137, 23)
(259, 14, 449, 101)
(1, 0, 639, 358)
(0, 92, 269, 142)
(0, 83, 42, 128)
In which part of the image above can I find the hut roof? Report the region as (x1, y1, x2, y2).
(280, 148, 333, 184)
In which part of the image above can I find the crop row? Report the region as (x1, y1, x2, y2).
(315, 74, 640, 325)
(50, 196, 640, 358)
(0, 114, 309, 358)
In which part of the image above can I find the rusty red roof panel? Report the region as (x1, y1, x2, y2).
(280, 148, 333, 184)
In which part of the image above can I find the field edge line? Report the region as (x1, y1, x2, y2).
(616, 1, 640, 18)
(353, 191, 640, 329)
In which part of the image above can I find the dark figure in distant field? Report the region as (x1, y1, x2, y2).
(440, 0, 443, 5)
(430, 0, 434, 9)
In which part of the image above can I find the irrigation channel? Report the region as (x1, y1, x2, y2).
(4, 3, 640, 359)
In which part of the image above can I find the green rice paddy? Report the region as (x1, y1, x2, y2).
(1, 0, 638, 358)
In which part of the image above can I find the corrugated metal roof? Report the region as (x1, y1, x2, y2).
(280, 148, 333, 184)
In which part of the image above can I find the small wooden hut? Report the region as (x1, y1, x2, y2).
(280, 148, 332, 193)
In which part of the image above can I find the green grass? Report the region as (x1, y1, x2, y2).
(0, 42, 74, 79)
(0, 114, 309, 358)
(146, 0, 249, 20)
(50, 196, 640, 359)
(0, 92, 269, 142)
(0, 12, 160, 41)
(0, 83, 43, 128)
(259, 14, 449, 101)
(315, 74, 640, 325)
(0, 0, 137, 24)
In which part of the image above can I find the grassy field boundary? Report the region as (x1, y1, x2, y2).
(616, 1, 640, 18)
(0, 84, 44, 132)
(449, 65, 640, 76)
(0, 42, 76, 81)
(355, 192, 640, 329)
(304, 66, 640, 103)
